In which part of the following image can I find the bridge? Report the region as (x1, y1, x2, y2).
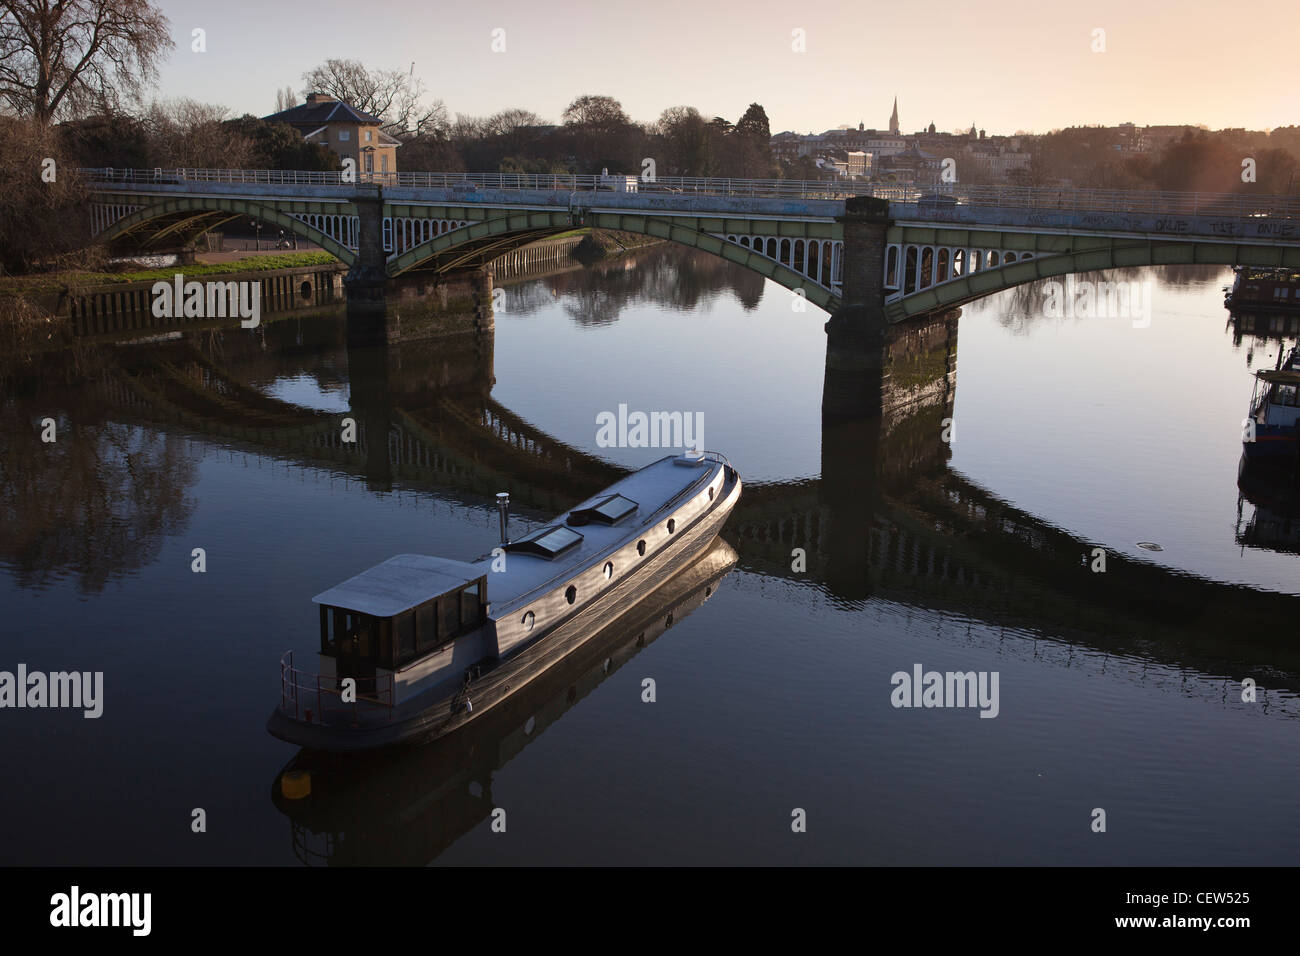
(82, 168, 1300, 322)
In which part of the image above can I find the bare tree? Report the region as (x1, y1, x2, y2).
(141, 99, 254, 169)
(0, 0, 172, 123)
(273, 85, 297, 113)
(0, 115, 89, 272)
(300, 58, 446, 138)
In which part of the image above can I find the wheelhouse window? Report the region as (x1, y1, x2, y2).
(505, 525, 584, 558)
(395, 612, 416, 663)
(416, 603, 437, 652)
(392, 575, 488, 668)
(321, 606, 380, 658)
(1270, 383, 1299, 407)
(461, 583, 480, 627)
(567, 494, 638, 526)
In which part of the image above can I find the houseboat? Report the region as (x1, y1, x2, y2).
(271, 537, 740, 865)
(267, 450, 741, 751)
(1244, 345, 1300, 461)
(1224, 267, 1300, 313)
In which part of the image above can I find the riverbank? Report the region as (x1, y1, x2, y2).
(0, 251, 340, 296)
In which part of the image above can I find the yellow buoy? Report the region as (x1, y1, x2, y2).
(280, 770, 311, 800)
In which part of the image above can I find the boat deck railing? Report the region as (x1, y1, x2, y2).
(278, 650, 396, 727)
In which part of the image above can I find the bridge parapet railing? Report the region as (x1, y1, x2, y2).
(78, 168, 1300, 221)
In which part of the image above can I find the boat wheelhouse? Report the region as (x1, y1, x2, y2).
(268, 450, 741, 751)
(1244, 346, 1300, 461)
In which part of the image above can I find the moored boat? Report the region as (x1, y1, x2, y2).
(1243, 346, 1300, 461)
(1225, 267, 1300, 313)
(270, 536, 740, 865)
(267, 450, 741, 751)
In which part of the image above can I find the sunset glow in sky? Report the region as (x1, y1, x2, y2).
(155, 0, 1296, 134)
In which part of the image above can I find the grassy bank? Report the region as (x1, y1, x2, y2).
(0, 252, 340, 295)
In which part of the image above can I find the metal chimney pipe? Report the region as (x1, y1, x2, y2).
(496, 492, 510, 544)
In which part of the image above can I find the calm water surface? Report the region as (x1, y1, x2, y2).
(1, 246, 1297, 865)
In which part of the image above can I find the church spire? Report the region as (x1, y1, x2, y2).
(889, 96, 899, 135)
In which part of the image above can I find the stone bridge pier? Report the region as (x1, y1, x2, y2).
(823, 197, 958, 427)
(823, 196, 891, 422)
(345, 186, 494, 350)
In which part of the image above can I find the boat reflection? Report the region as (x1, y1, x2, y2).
(269, 536, 739, 866)
(1237, 454, 1300, 555)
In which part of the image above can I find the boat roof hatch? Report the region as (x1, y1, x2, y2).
(567, 493, 638, 526)
(312, 554, 484, 618)
(1257, 369, 1300, 385)
(505, 525, 584, 559)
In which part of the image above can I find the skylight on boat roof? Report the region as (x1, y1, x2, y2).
(567, 493, 638, 526)
(505, 525, 584, 558)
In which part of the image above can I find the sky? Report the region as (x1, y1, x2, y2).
(152, 0, 1297, 135)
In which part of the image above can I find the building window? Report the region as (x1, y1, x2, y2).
(365, 130, 371, 142)
(338, 130, 350, 141)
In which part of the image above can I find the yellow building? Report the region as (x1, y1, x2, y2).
(264, 92, 400, 179)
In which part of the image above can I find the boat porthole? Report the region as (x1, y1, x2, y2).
(637, 540, 646, 556)
(708, 487, 714, 500)
(524, 716, 536, 735)
(603, 561, 614, 580)
(565, 585, 577, 604)
(522, 610, 535, 631)
(667, 518, 676, 534)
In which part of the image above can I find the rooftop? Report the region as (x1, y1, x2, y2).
(313, 554, 483, 618)
(263, 92, 385, 129)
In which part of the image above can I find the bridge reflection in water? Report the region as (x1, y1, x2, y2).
(20, 276, 1300, 688)
(51, 299, 1300, 672)
(5, 246, 1300, 862)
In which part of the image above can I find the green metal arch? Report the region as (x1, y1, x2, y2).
(386, 209, 574, 275)
(587, 211, 839, 311)
(94, 195, 356, 264)
(387, 208, 842, 310)
(885, 239, 1300, 322)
